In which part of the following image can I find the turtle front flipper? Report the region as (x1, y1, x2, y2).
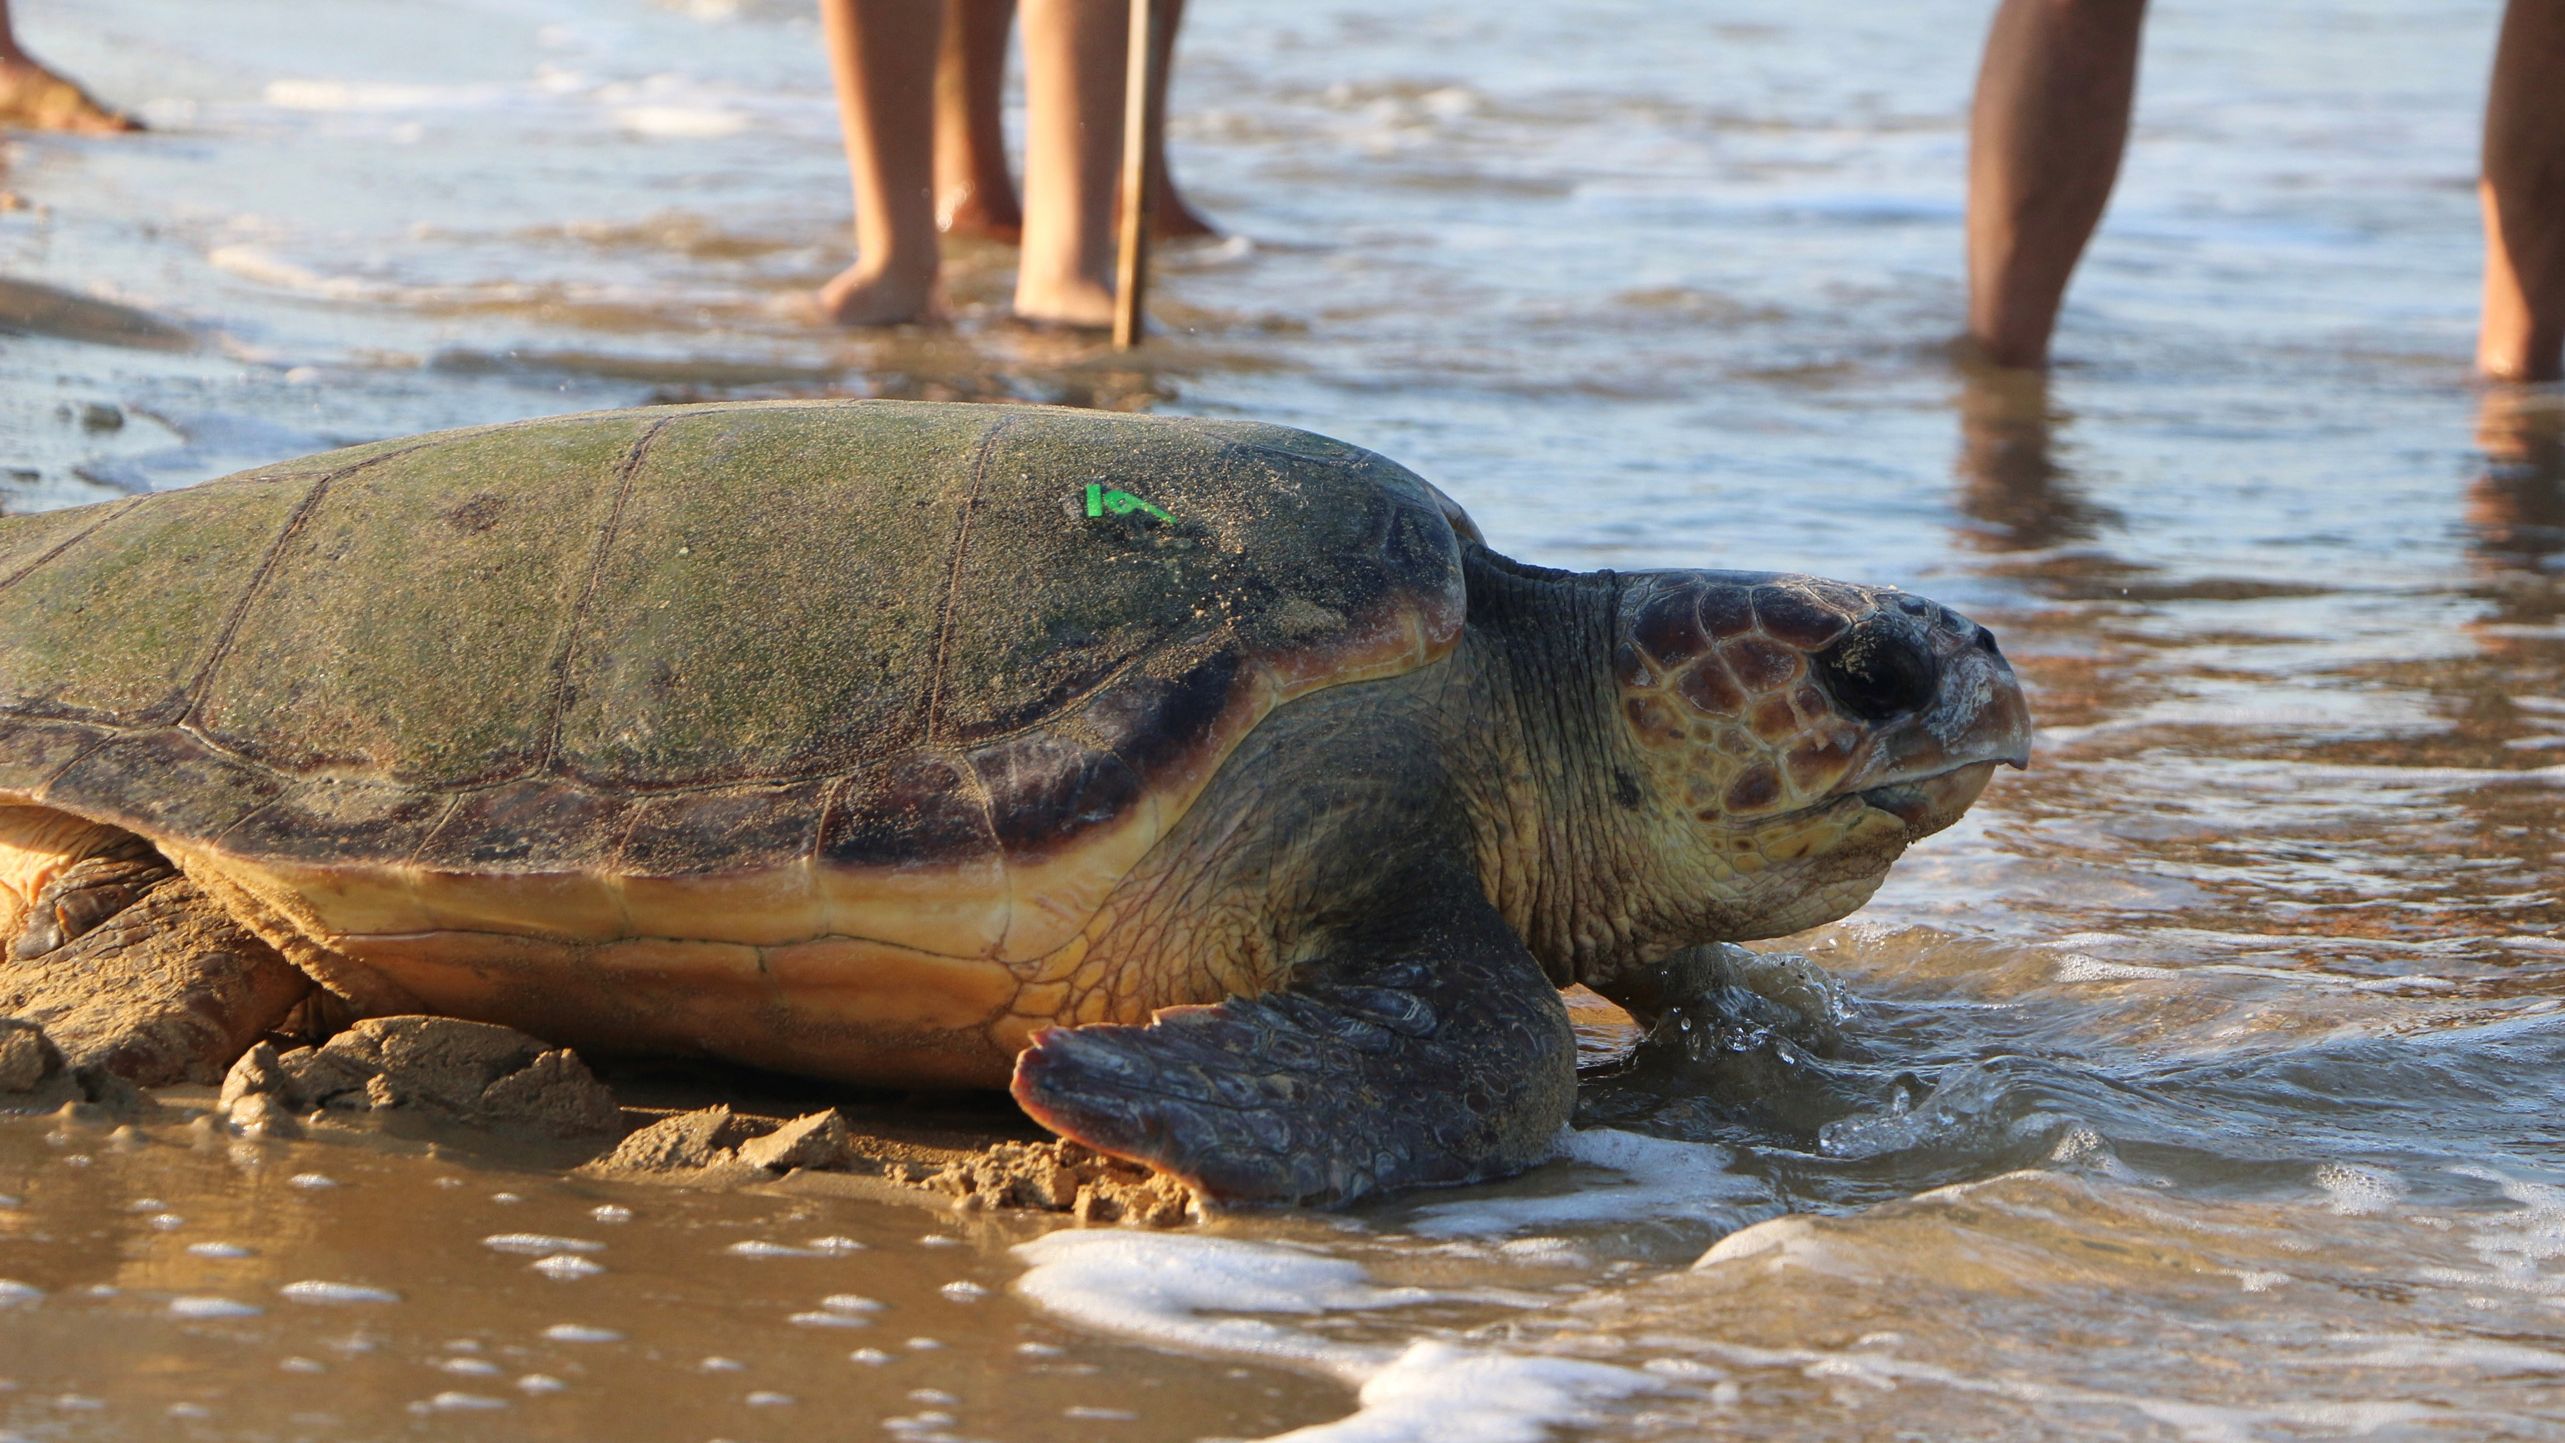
(1012, 901, 1575, 1208)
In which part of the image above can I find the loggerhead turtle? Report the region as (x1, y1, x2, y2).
(0, 401, 2029, 1206)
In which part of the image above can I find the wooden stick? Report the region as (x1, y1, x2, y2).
(1113, 0, 1166, 350)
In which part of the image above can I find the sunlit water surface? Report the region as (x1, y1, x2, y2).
(4, 0, 2563, 1438)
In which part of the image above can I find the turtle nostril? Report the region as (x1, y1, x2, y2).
(1974, 625, 2001, 658)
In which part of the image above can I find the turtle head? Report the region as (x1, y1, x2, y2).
(1608, 570, 2033, 943)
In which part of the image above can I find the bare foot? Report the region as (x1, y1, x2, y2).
(0, 56, 141, 135)
(2477, 304, 2564, 383)
(1012, 270, 1114, 331)
(1154, 191, 1219, 243)
(815, 260, 944, 327)
(939, 184, 1024, 244)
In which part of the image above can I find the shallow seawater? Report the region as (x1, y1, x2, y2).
(5, 0, 2564, 1438)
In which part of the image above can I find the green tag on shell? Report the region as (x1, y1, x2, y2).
(1084, 484, 1173, 524)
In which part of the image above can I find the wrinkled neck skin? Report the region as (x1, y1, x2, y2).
(1100, 550, 1872, 1006)
(1422, 554, 1649, 986)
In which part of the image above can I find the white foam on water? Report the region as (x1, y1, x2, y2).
(610, 106, 749, 139)
(278, 1281, 401, 1305)
(1406, 1129, 1763, 1239)
(2324, 1333, 2565, 1372)
(530, 1255, 603, 1280)
(541, 1324, 622, 1343)
(726, 1239, 829, 1259)
(2314, 1164, 2403, 1216)
(1013, 1230, 1655, 1443)
(1265, 1341, 1657, 1443)
(263, 79, 511, 112)
(168, 1296, 261, 1319)
(787, 1311, 870, 1329)
(1697, 1336, 2435, 1443)
(415, 1391, 508, 1412)
(207, 246, 388, 304)
(0, 1282, 40, 1308)
(2052, 954, 2167, 983)
(1493, 1237, 1588, 1266)
(185, 1242, 251, 1259)
(1014, 1231, 1429, 1377)
(483, 1233, 605, 1255)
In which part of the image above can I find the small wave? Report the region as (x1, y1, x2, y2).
(1405, 1128, 1765, 1239)
(1013, 1231, 1654, 1443)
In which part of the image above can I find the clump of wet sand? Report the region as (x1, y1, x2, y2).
(5, 1011, 1201, 1225)
(219, 1016, 623, 1139)
(0, 1015, 156, 1122)
(914, 1139, 1196, 1225)
(581, 1100, 1196, 1226)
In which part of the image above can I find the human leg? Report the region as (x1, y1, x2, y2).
(935, 0, 1023, 241)
(2478, 0, 2565, 382)
(1013, 0, 1125, 328)
(816, 0, 945, 326)
(1963, 0, 2148, 368)
(1146, 0, 1217, 241)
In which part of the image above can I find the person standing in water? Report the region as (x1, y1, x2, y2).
(931, 0, 1214, 245)
(1965, 0, 2565, 380)
(0, 0, 140, 133)
(818, 0, 1181, 329)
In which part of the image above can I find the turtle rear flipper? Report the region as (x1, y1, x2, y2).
(1012, 898, 1575, 1208)
(0, 811, 311, 1085)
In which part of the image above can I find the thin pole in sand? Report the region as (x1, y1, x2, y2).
(1113, 0, 1167, 350)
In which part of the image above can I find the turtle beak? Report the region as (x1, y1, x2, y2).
(1851, 609, 2034, 791)
(1925, 622, 2033, 772)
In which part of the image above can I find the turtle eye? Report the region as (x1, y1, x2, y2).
(1813, 620, 1937, 722)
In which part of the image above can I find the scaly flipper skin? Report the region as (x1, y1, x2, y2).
(12, 834, 171, 961)
(0, 824, 311, 1085)
(1013, 883, 1576, 1208)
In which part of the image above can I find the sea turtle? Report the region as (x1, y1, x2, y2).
(0, 400, 2029, 1205)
